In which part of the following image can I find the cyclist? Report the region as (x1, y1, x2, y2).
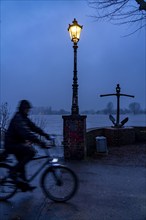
(4, 100, 51, 191)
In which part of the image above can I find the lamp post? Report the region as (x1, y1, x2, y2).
(68, 18, 83, 115)
(62, 19, 86, 160)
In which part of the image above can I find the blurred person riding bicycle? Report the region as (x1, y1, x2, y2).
(3, 100, 52, 191)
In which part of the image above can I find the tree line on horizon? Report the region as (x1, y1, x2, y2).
(0, 102, 146, 122)
(0, 102, 146, 135)
(30, 102, 146, 115)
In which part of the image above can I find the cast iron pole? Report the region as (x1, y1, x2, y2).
(71, 42, 79, 115)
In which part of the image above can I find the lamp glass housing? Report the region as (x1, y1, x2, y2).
(68, 19, 82, 43)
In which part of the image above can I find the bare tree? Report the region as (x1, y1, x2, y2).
(0, 102, 10, 144)
(129, 102, 141, 114)
(0, 102, 10, 131)
(29, 115, 48, 140)
(88, 0, 146, 34)
(106, 102, 114, 114)
(30, 115, 48, 131)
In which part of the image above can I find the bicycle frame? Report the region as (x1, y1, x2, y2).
(26, 155, 59, 183)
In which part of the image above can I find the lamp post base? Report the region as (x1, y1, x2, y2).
(62, 115, 87, 160)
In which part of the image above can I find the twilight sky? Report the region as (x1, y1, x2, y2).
(0, 0, 146, 112)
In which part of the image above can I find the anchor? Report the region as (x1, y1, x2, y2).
(100, 84, 134, 127)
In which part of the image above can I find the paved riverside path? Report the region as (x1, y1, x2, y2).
(0, 145, 146, 220)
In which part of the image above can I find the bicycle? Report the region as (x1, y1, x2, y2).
(0, 141, 78, 202)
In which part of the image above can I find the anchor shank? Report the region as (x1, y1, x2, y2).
(116, 94, 120, 126)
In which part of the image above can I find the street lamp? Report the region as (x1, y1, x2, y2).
(68, 18, 83, 115)
(62, 19, 86, 160)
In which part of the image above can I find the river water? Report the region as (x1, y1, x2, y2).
(1, 114, 145, 151)
(31, 114, 146, 135)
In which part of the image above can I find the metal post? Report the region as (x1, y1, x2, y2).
(71, 42, 79, 115)
(116, 84, 120, 126)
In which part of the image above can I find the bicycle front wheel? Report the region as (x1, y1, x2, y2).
(0, 163, 17, 201)
(41, 165, 78, 202)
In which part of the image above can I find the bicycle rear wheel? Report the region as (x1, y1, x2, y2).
(41, 165, 78, 202)
(0, 163, 17, 201)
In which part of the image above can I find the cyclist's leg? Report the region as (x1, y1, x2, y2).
(14, 145, 37, 191)
(10, 144, 36, 180)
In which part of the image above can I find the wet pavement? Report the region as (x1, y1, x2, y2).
(0, 145, 146, 220)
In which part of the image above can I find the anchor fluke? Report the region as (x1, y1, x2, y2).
(120, 117, 129, 127)
(109, 114, 116, 125)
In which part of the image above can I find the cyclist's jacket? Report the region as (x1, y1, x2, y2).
(4, 111, 47, 150)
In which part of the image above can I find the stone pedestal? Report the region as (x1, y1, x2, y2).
(62, 115, 87, 160)
(104, 127, 135, 146)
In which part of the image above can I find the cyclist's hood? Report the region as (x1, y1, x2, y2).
(18, 100, 32, 115)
